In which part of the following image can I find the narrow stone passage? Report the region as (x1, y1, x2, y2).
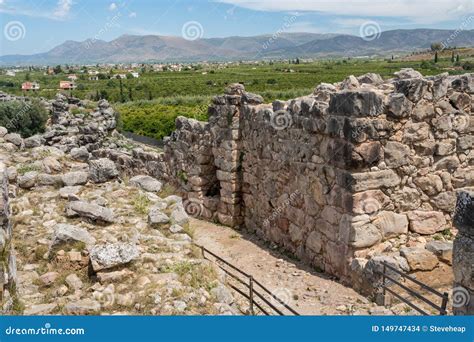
(191, 218, 389, 315)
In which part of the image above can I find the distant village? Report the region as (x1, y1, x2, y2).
(1, 60, 275, 92)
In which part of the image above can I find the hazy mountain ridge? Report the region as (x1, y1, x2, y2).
(1, 29, 473, 65)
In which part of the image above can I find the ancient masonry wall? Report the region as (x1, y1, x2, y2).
(159, 70, 473, 292)
(453, 191, 474, 315)
(0, 154, 16, 311)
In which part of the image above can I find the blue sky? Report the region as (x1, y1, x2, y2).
(1, 0, 473, 55)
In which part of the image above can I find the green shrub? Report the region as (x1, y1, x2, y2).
(0, 99, 48, 137)
(462, 61, 474, 70)
(116, 100, 208, 140)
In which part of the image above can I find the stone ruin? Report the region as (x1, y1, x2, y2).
(0, 155, 15, 302)
(0, 69, 473, 309)
(453, 190, 474, 314)
(157, 69, 473, 298)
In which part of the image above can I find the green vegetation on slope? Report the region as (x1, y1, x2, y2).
(117, 98, 209, 140)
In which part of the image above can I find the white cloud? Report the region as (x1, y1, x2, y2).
(129, 12, 137, 18)
(216, 0, 474, 24)
(0, 0, 74, 20)
(109, 2, 117, 11)
(53, 0, 73, 19)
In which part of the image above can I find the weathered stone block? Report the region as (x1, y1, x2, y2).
(352, 190, 391, 215)
(400, 247, 438, 271)
(407, 210, 446, 234)
(349, 170, 400, 192)
(328, 91, 385, 117)
(425, 241, 453, 264)
(387, 93, 412, 118)
(383, 141, 411, 168)
(348, 215, 382, 248)
(373, 211, 408, 238)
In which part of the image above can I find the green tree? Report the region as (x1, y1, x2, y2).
(99, 90, 109, 100)
(0, 100, 48, 137)
(53, 65, 62, 74)
(462, 61, 474, 70)
(119, 79, 125, 103)
(434, 51, 438, 63)
(430, 42, 443, 51)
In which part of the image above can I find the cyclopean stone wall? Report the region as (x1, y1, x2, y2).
(453, 191, 474, 315)
(160, 69, 473, 294)
(0, 152, 16, 312)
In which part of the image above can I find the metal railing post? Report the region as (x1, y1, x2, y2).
(249, 276, 254, 315)
(440, 292, 449, 315)
(382, 262, 386, 306)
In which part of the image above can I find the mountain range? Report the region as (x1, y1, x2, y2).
(1, 29, 474, 65)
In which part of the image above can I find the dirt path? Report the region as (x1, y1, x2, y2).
(191, 218, 385, 315)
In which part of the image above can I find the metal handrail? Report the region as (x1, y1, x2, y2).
(198, 244, 300, 316)
(380, 261, 449, 315)
(383, 261, 447, 298)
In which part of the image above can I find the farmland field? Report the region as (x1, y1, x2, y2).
(1, 56, 473, 140)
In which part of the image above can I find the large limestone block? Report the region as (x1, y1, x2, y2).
(373, 211, 408, 238)
(387, 93, 412, 118)
(49, 223, 96, 254)
(407, 210, 446, 234)
(89, 243, 140, 272)
(130, 175, 163, 192)
(383, 141, 411, 168)
(328, 90, 385, 117)
(62, 171, 89, 186)
(425, 241, 453, 264)
(349, 170, 400, 192)
(66, 201, 116, 223)
(400, 247, 438, 271)
(353, 190, 391, 215)
(348, 215, 382, 248)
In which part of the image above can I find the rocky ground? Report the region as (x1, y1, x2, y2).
(1, 136, 240, 316)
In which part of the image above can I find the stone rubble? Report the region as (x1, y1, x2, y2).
(0, 96, 241, 316)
